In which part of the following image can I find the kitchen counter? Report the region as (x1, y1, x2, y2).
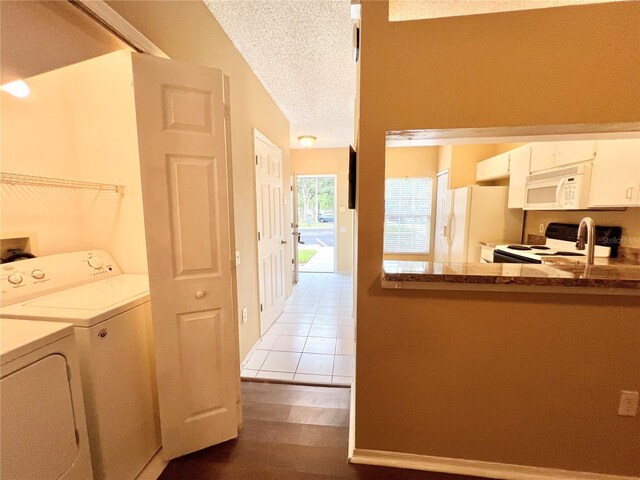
(382, 260, 640, 295)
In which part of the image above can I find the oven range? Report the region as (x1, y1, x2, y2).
(493, 222, 621, 264)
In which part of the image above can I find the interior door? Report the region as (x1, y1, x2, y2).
(131, 53, 239, 460)
(434, 171, 451, 262)
(254, 131, 286, 334)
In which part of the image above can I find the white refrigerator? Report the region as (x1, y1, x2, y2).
(439, 186, 523, 263)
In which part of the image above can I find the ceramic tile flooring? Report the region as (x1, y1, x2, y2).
(241, 272, 354, 385)
(299, 245, 334, 272)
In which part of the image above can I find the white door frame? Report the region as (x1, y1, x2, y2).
(291, 175, 300, 284)
(295, 174, 338, 273)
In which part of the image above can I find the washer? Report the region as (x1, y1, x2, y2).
(0, 318, 94, 480)
(1, 251, 161, 480)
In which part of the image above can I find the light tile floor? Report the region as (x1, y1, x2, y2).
(299, 246, 334, 273)
(241, 272, 354, 385)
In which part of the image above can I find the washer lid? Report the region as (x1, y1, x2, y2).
(1, 274, 150, 327)
(0, 319, 73, 365)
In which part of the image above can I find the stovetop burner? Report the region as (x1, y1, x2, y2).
(507, 245, 531, 251)
(530, 245, 551, 250)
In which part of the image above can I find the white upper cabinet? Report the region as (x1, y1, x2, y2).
(530, 140, 596, 172)
(589, 139, 640, 208)
(476, 151, 510, 181)
(555, 140, 597, 167)
(529, 142, 556, 172)
(507, 145, 531, 209)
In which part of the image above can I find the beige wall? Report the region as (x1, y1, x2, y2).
(436, 144, 502, 188)
(356, 1, 640, 476)
(1, 51, 148, 273)
(291, 148, 353, 273)
(108, 1, 292, 360)
(385, 146, 439, 261)
(495, 142, 527, 154)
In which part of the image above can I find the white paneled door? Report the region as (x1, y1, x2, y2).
(131, 53, 239, 460)
(254, 131, 286, 335)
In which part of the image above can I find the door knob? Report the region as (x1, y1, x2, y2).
(281, 240, 288, 245)
(195, 290, 206, 299)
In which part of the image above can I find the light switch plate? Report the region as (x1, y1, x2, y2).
(618, 391, 639, 416)
(235, 250, 240, 266)
(242, 307, 248, 324)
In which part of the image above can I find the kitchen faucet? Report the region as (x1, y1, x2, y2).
(576, 216, 596, 266)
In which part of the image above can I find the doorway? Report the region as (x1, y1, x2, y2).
(296, 175, 337, 273)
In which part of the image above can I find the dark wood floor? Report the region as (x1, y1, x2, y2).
(159, 382, 480, 479)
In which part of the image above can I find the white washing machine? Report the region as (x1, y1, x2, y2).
(0, 318, 94, 480)
(0, 251, 161, 480)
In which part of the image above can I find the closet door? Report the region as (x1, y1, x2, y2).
(132, 53, 239, 460)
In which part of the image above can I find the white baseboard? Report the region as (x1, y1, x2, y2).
(349, 448, 639, 480)
(135, 449, 168, 480)
(348, 370, 356, 457)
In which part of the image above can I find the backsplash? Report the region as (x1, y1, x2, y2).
(524, 208, 640, 250)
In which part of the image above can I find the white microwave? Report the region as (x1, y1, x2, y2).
(524, 164, 592, 210)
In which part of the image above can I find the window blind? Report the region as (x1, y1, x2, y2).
(384, 177, 433, 254)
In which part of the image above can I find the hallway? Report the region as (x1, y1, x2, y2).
(241, 272, 354, 385)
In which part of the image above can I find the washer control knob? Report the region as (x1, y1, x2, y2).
(88, 256, 104, 269)
(8, 273, 23, 285)
(31, 269, 45, 280)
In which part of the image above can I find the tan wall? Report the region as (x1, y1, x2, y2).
(1, 51, 148, 273)
(384, 146, 439, 261)
(107, 1, 292, 360)
(436, 144, 501, 188)
(450, 144, 499, 189)
(495, 142, 527, 154)
(356, 1, 640, 476)
(385, 146, 439, 177)
(291, 148, 353, 273)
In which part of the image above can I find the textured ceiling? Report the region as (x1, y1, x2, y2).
(205, 0, 356, 149)
(389, 0, 625, 21)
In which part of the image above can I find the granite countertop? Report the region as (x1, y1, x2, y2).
(382, 260, 640, 294)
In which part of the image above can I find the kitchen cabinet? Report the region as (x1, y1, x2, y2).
(476, 151, 510, 181)
(589, 139, 640, 207)
(530, 140, 596, 172)
(507, 145, 531, 209)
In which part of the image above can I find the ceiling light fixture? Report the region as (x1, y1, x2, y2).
(298, 135, 317, 148)
(1, 80, 30, 98)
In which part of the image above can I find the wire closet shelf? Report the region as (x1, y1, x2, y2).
(0, 172, 124, 194)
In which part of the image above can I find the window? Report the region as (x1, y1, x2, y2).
(384, 177, 433, 254)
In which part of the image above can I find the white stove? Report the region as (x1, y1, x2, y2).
(493, 223, 621, 264)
